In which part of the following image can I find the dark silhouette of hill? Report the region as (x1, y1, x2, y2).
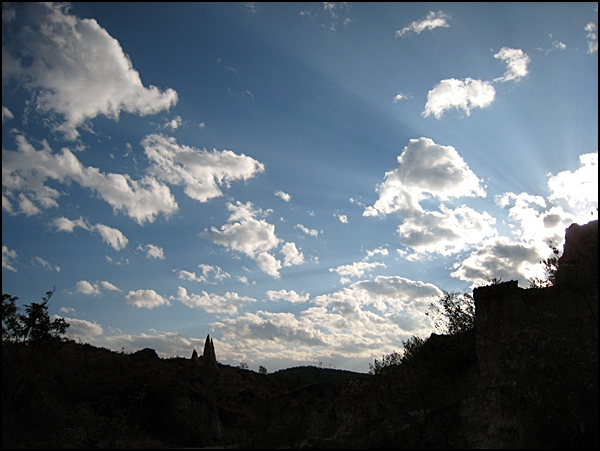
(2, 220, 597, 448)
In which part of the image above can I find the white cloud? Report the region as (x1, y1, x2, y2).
(451, 236, 546, 288)
(125, 289, 170, 309)
(493, 47, 531, 82)
(2, 3, 177, 140)
(275, 190, 291, 202)
(177, 264, 230, 284)
(58, 316, 104, 342)
(101, 281, 121, 291)
(2, 245, 18, 272)
(423, 78, 496, 119)
(330, 261, 386, 281)
(365, 138, 485, 217)
(76, 280, 101, 296)
(172, 286, 254, 314)
(51, 216, 128, 251)
(295, 224, 320, 237)
(365, 247, 389, 259)
(335, 213, 348, 223)
(163, 116, 183, 130)
(266, 289, 310, 304)
(397, 205, 497, 257)
(396, 11, 450, 38)
(585, 23, 598, 54)
(139, 244, 165, 260)
(281, 242, 305, 267)
(548, 153, 598, 212)
(393, 93, 408, 102)
(2, 106, 14, 123)
(202, 202, 285, 277)
(142, 134, 264, 203)
(32, 256, 60, 272)
(2, 135, 178, 224)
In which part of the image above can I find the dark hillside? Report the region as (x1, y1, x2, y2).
(2, 220, 597, 448)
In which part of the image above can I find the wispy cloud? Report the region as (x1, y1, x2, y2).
(493, 47, 531, 82)
(139, 244, 165, 260)
(396, 11, 450, 38)
(585, 23, 598, 54)
(275, 190, 291, 202)
(2, 246, 18, 272)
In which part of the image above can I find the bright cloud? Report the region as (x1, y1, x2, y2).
(365, 137, 485, 216)
(281, 242, 305, 267)
(335, 213, 348, 223)
(58, 317, 104, 342)
(548, 153, 598, 212)
(52, 216, 128, 251)
(2, 246, 18, 272)
(2, 106, 14, 123)
(177, 264, 230, 284)
(275, 190, 291, 202)
(586, 23, 598, 54)
(493, 47, 531, 82)
(2, 3, 177, 140)
(101, 281, 122, 291)
(396, 11, 450, 38)
(295, 224, 320, 237)
(397, 205, 497, 257)
(451, 236, 545, 288)
(173, 286, 255, 314)
(142, 134, 264, 203)
(2, 135, 178, 224)
(125, 289, 170, 309)
(423, 78, 496, 118)
(202, 202, 286, 277)
(330, 261, 386, 280)
(139, 244, 165, 260)
(365, 247, 389, 259)
(76, 280, 101, 296)
(266, 289, 310, 304)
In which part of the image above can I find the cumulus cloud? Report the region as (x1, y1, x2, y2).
(172, 286, 254, 314)
(101, 281, 122, 291)
(2, 135, 178, 224)
(365, 138, 485, 217)
(142, 134, 264, 203)
(275, 190, 291, 202)
(396, 205, 497, 257)
(125, 289, 170, 309)
(548, 153, 598, 212)
(58, 317, 104, 342)
(493, 47, 531, 82)
(422, 47, 528, 118)
(2, 245, 18, 272)
(266, 289, 310, 304)
(177, 264, 230, 284)
(586, 23, 598, 54)
(423, 78, 496, 119)
(2, 3, 177, 140)
(365, 247, 389, 259)
(451, 236, 545, 287)
(139, 244, 165, 260)
(330, 261, 386, 281)
(281, 242, 305, 267)
(396, 11, 450, 38)
(163, 116, 183, 130)
(51, 216, 128, 251)
(202, 202, 294, 277)
(76, 280, 101, 296)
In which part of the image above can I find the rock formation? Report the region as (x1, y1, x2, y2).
(202, 334, 218, 370)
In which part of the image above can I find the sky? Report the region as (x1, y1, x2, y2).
(2, 2, 598, 373)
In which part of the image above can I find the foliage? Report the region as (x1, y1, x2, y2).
(2, 288, 69, 343)
(369, 350, 402, 375)
(238, 361, 249, 370)
(528, 244, 560, 288)
(426, 291, 475, 335)
(258, 365, 268, 374)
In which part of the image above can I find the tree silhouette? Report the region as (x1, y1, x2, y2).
(2, 288, 69, 343)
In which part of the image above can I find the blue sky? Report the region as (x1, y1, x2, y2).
(2, 2, 598, 372)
